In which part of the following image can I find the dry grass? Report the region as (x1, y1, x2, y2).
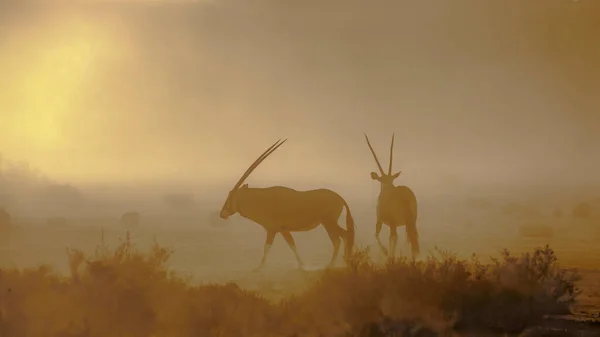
(0, 234, 583, 337)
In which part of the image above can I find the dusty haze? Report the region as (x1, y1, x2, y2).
(2, 3, 600, 334)
(1, 0, 599, 191)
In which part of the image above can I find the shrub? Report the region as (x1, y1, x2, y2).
(502, 202, 540, 218)
(553, 208, 563, 218)
(0, 235, 581, 337)
(120, 211, 141, 228)
(46, 216, 70, 228)
(518, 223, 555, 238)
(572, 202, 592, 219)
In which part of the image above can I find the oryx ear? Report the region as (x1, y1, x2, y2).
(391, 171, 402, 179)
(241, 183, 249, 188)
(370, 172, 380, 180)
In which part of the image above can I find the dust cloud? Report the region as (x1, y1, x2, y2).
(1, 1, 600, 335)
(1, 0, 599, 261)
(1, 0, 599, 188)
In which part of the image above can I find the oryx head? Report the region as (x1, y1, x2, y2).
(220, 139, 287, 219)
(364, 133, 402, 190)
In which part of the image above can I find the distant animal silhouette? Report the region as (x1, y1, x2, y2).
(120, 211, 141, 228)
(364, 134, 419, 259)
(220, 139, 355, 271)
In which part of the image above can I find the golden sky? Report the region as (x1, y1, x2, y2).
(0, 0, 598, 187)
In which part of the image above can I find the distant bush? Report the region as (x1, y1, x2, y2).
(0, 236, 581, 336)
(553, 208, 563, 218)
(502, 202, 540, 217)
(518, 223, 555, 238)
(162, 193, 195, 210)
(40, 184, 86, 207)
(0, 208, 11, 245)
(120, 211, 141, 228)
(46, 216, 70, 228)
(572, 202, 592, 219)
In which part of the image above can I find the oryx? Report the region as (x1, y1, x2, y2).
(220, 139, 355, 271)
(364, 134, 419, 259)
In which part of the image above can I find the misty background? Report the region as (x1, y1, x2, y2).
(1, 0, 599, 215)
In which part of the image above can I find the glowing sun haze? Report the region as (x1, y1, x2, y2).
(1, 0, 599, 189)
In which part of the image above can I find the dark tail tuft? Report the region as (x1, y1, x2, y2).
(406, 198, 419, 258)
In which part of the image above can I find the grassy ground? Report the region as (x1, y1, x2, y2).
(0, 233, 595, 337)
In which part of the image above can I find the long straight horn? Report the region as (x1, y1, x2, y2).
(232, 139, 287, 190)
(364, 134, 384, 175)
(388, 133, 395, 175)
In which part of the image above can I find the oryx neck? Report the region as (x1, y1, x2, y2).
(380, 183, 396, 195)
(234, 186, 253, 218)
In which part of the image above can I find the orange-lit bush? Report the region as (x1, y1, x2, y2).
(0, 234, 581, 337)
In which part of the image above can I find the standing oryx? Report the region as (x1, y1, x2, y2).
(219, 139, 355, 271)
(364, 134, 419, 259)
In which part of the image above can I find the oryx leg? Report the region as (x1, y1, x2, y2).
(281, 231, 305, 270)
(389, 224, 399, 259)
(375, 220, 388, 257)
(323, 223, 343, 268)
(254, 230, 277, 272)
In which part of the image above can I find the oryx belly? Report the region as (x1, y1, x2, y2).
(278, 220, 321, 232)
(274, 207, 324, 232)
(238, 186, 342, 232)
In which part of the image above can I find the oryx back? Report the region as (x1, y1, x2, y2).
(393, 186, 417, 223)
(238, 186, 346, 231)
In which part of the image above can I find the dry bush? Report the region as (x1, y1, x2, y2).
(502, 202, 540, 218)
(518, 223, 555, 238)
(46, 216, 70, 228)
(120, 211, 141, 228)
(0, 235, 581, 337)
(0, 208, 11, 246)
(553, 208, 563, 218)
(572, 202, 592, 219)
(162, 193, 195, 210)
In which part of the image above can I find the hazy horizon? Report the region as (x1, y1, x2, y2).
(1, 0, 599, 189)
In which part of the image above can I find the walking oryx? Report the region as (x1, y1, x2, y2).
(219, 139, 356, 271)
(364, 134, 419, 259)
